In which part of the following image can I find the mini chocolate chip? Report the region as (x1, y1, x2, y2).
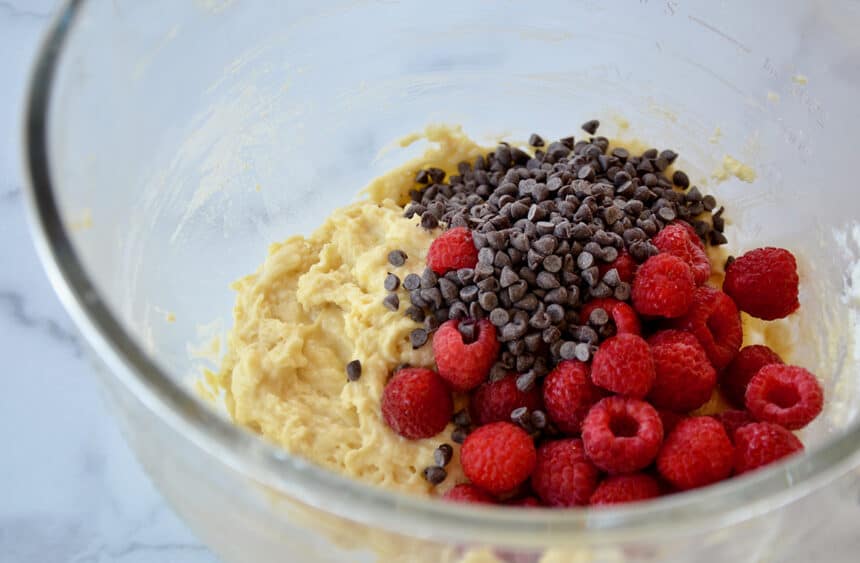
(403, 273, 421, 291)
(709, 230, 728, 245)
(589, 307, 610, 326)
(508, 280, 528, 302)
(529, 133, 545, 147)
(405, 305, 425, 322)
(478, 247, 495, 265)
(346, 360, 362, 381)
(536, 271, 560, 289)
(601, 246, 619, 263)
(581, 119, 600, 134)
(477, 277, 500, 293)
(559, 341, 578, 360)
(542, 254, 563, 273)
(435, 307, 450, 322)
(511, 406, 531, 428)
(459, 285, 479, 303)
(475, 262, 494, 279)
(658, 206, 677, 222)
(486, 230, 507, 250)
(530, 410, 548, 430)
(420, 268, 438, 288)
(577, 251, 595, 269)
(499, 266, 520, 288)
(574, 342, 592, 362)
(702, 194, 717, 211)
(458, 321, 477, 343)
(453, 409, 471, 427)
(384, 273, 400, 291)
(479, 291, 499, 311)
(516, 371, 537, 392)
(421, 287, 443, 309)
(582, 266, 600, 287)
(383, 293, 400, 311)
(490, 308, 510, 327)
(469, 301, 485, 320)
(410, 328, 429, 348)
(589, 282, 613, 299)
(423, 465, 447, 485)
(542, 326, 561, 344)
(427, 167, 446, 183)
(516, 293, 540, 312)
(713, 214, 725, 232)
(449, 301, 468, 319)
(438, 277, 459, 302)
(493, 251, 512, 268)
(659, 149, 679, 164)
(434, 444, 454, 467)
(686, 185, 703, 202)
(602, 268, 621, 288)
(489, 363, 509, 381)
(672, 170, 690, 189)
(415, 169, 430, 184)
(387, 250, 407, 267)
(546, 303, 565, 323)
(451, 428, 468, 444)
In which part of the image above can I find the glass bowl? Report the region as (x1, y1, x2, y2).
(23, 1, 860, 561)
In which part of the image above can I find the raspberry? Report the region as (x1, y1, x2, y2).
(443, 484, 496, 504)
(460, 422, 536, 495)
(672, 220, 705, 250)
(724, 247, 799, 320)
(657, 409, 685, 435)
(542, 360, 606, 435)
(433, 319, 500, 391)
(745, 365, 823, 430)
(582, 396, 664, 474)
(590, 473, 661, 506)
(580, 298, 641, 336)
(598, 249, 638, 284)
(656, 417, 733, 490)
(507, 496, 542, 508)
(668, 286, 742, 370)
(591, 334, 655, 398)
(652, 224, 711, 285)
(647, 330, 717, 412)
(734, 422, 804, 474)
(381, 368, 453, 440)
(713, 409, 754, 441)
(427, 227, 479, 275)
(470, 374, 542, 426)
(721, 345, 783, 408)
(632, 254, 696, 318)
(530, 439, 600, 507)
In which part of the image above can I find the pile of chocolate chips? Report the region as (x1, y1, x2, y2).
(390, 120, 726, 385)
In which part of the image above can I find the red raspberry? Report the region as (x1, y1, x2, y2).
(721, 345, 783, 408)
(580, 298, 641, 336)
(433, 319, 500, 391)
(381, 368, 453, 440)
(443, 484, 496, 504)
(590, 473, 661, 506)
(542, 360, 606, 435)
(745, 365, 823, 430)
(647, 330, 717, 412)
(656, 417, 733, 490)
(672, 220, 705, 250)
(591, 334, 655, 398)
(668, 286, 742, 370)
(713, 409, 754, 441)
(582, 396, 664, 474)
(470, 374, 542, 426)
(652, 224, 711, 285)
(507, 496, 542, 508)
(460, 422, 536, 495)
(530, 439, 600, 507)
(724, 247, 799, 320)
(657, 409, 685, 435)
(598, 249, 638, 284)
(427, 227, 479, 275)
(734, 422, 804, 474)
(632, 254, 696, 318)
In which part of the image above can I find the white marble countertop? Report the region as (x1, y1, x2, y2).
(0, 2, 215, 561)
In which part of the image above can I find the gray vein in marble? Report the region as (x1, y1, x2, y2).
(0, 289, 83, 355)
(74, 541, 210, 563)
(0, 0, 52, 20)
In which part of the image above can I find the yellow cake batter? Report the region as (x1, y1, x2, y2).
(215, 125, 486, 494)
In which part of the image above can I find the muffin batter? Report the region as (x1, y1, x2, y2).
(216, 126, 486, 494)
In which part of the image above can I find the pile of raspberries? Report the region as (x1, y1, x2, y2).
(376, 128, 823, 507)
